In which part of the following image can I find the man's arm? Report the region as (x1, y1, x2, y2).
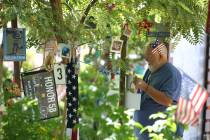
(144, 84, 172, 106)
(134, 78, 172, 106)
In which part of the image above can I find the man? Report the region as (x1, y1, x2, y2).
(133, 40, 183, 140)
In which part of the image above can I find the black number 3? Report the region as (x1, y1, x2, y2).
(57, 68, 63, 80)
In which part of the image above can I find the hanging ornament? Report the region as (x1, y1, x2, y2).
(94, 49, 101, 59)
(137, 19, 153, 34)
(84, 16, 97, 29)
(84, 55, 91, 64)
(99, 65, 110, 80)
(105, 3, 116, 11)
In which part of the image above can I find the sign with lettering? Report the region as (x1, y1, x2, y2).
(21, 69, 59, 120)
(54, 63, 66, 85)
(3, 28, 26, 61)
(147, 31, 170, 37)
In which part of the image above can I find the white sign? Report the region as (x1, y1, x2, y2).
(125, 92, 141, 110)
(54, 64, 66, 85)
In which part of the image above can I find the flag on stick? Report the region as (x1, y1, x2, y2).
(66, 61, 79, 140)
(176, 70, 208, 125)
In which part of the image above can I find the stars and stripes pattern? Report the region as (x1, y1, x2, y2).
(176, 70, 208, 125)
(150, 39, 165, 55)
(66, 61, 79, 140)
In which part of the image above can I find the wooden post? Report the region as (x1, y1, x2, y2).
(11, 18, 21, 88)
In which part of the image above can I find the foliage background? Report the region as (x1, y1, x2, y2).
(0, 0, 209, 139)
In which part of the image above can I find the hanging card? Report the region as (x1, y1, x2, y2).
(54, 63, 66, 85)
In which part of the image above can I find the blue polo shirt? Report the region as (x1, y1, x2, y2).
(134, 62, 183, 140)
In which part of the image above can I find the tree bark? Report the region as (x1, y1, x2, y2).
(50, 0, 64, 42)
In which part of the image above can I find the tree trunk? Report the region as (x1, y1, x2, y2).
(50, 0, 66, 138)
(119, 35, 128, 106)
(50, 0, 64, 43)
(0, 47, 3, 93)
(11, 18, 21, 88)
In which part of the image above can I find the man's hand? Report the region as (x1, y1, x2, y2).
(133, 76, 172, 106)
(133, 76, 148, 92)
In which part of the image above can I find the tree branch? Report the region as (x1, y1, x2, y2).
(80, 0, 98, 24)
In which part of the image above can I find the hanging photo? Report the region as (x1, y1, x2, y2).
(54, 63, 66, 85)
(58, 43, 71, 59)
(44, 39, 57, 71)
(21, 69, 59, 120)
(3, 28, 26, 61)
(123, 24, 131, 37)
(110, 39, 123, 53)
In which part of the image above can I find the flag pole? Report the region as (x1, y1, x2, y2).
(202, 0, 210, 139)
(202, 34, 210, 140)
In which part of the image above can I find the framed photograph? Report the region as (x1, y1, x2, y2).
(45, 39, 57, 52)
(3, 28, 26, 61)
(58, 43, 71, 59)
(21, 69, 59, 120)
(110, 39, 123, 53)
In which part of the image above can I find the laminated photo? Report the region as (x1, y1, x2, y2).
(58, 43, 71, 59)
(3, 28, 26, 61)
(110, 39, 123, 53)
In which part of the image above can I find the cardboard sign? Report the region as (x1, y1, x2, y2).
(21, 69, 59, 120)
(3, 28, 26, 61)
(54, 64, 66, 85)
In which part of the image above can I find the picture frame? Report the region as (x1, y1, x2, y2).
(3, 28, 26, 61)
(58, 43, 71, 59)
(110, 39, 123, 53)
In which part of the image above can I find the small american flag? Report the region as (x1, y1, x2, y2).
(66, 61, 79, 140)
(176, 70, 208, 125)
(151, 39, 165, 55)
